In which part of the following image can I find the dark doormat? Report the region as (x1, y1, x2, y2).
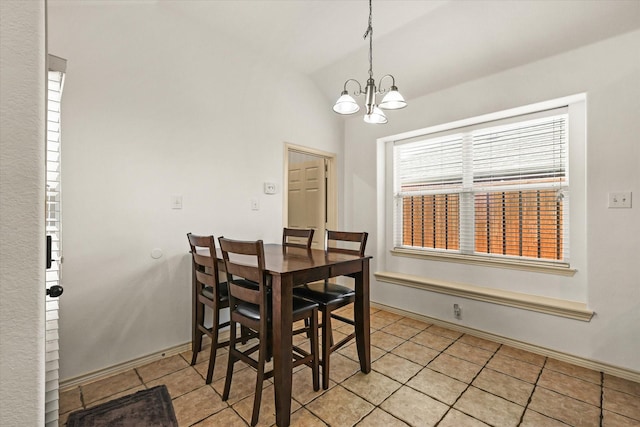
(66, 385, 178, 427)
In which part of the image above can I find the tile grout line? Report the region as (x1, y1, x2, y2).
(139, 355, 235, 427)
(327, 317, 432, 427)
(353, 324, 510, 426)
(599, 371, 604, 427)
(326, 307, 403, 422)
(133, 366, 147, 389)
(433, 340, 503, 426)
(516, 355, 547, 426)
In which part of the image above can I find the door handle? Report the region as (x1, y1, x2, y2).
(46, 235, 52, 269)
(47, 285, 63, 298)
(45, 235, 63, 297)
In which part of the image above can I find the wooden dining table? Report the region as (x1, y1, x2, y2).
(212, 243, 372, 427)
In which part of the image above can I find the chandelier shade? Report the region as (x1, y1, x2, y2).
(379, 86, 407, 110)
(332, 91, 360, 115)
(332, 0, 407, 124)
(364, 106, 388, 124)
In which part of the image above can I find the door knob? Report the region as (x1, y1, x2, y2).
(46, 285, 63, 298)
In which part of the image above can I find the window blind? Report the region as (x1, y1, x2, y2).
(394, 109, 570, 265)
(395, 134, 464, 250)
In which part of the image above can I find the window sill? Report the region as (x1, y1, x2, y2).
(374, 271, 593, 321)
(391, 248, 576, 277)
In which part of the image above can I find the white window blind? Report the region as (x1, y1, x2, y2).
(45, 60, 65, 427)
(394, 108, 570, 265)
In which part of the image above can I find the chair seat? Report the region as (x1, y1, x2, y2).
(293, 281, 355, 306)
(201, 281, 229, 301)
(235, 296, 319, 322)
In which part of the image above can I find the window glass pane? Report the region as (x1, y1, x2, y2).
(396, 134, 464, 194)
(401, 194, 459, 250)
(474, 190, 562, 260)
(394, 110, 569, 264)
(473, 115, 567, 188)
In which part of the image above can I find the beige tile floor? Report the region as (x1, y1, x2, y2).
(59, 307, 640, 426)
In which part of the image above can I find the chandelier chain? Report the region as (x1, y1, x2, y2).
(363, 0, 373, 79)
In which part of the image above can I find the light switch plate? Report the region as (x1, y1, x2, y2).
(264, 182, 277, 194)
(171, 195, 183, 209)
(608, 191, 632, 208)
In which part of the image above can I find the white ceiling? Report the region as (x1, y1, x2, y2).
(65, 0, 640, 103)
(160, 0, 448, 75)
(159, 0, 640, 103)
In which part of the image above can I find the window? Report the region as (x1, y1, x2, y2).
(394, 108, 570, 266)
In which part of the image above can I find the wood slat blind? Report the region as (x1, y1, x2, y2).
(394, 109, 569, 265)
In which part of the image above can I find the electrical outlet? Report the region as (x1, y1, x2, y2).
(453, 303, 461, 319)
(608, 191, 632, 208)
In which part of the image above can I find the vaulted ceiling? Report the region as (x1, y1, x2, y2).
(56, 0, 640, 104)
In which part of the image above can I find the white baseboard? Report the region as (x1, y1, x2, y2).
(59, 342, 192, 391)
(372, 301, 640, 383)
(60, 304, 639, 391)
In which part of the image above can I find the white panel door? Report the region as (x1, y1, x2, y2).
(288, 152, 326, 248)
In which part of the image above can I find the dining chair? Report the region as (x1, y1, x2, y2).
(282, 227, 314, 249)
(218, 237, 320, 426)
(292, 230, 368, 389)
(186, 233, 232, 384)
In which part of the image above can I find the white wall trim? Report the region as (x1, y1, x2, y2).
(375, 271, 593, 321)
(390, 248, 576, 277)
(371, 301, 638, 383)
(59, 342, 192, 391)
(377, 93, 586, 144)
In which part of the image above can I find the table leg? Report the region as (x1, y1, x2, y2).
(354, 259, 371, 373)
(271, 274, 293, 427)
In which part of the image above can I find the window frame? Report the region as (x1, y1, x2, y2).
(384, 95, 586, 275)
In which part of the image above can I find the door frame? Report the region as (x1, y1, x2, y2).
(283, 143, 337, 239)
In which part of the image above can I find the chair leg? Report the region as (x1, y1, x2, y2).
(205, 307, 221, 384)
(222, 320, 237, 402)
(309, 308, 320, 391)
(321, 308, 332, 390)
(191, 301, 205, 365)
(304, 317, 311, 339)
(251, 328, 268, 426)
(240, 325, 250, 345)
(265, 328, 274, 363)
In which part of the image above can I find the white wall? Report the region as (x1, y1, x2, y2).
(0, 1, 46, 425)
(344, 30, 640, 372)
(47, 3, 343, 381)
(47, 1, 640, 380)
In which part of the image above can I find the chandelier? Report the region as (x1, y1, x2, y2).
(332, 0, 407, 124)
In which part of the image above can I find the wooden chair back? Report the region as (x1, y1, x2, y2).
(325, 230, 368, 257)
(218, 238, 267, 307)
(187, 233, 222, 298)
(282, 227, 315, 249)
